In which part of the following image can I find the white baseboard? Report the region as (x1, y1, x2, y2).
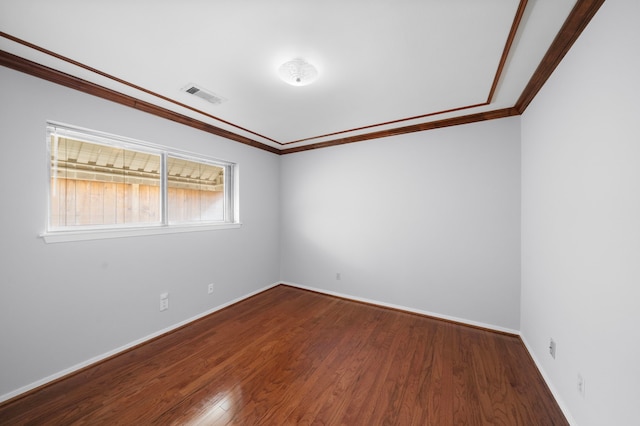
(3, 279, 571, 426)
(281, 281, 520, 335)
(0, 281, 280, 404)
(519, 335, 577, 426)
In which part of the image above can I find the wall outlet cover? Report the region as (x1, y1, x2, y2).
(160, 292, 169, 311)
(577, 374, 586, 397)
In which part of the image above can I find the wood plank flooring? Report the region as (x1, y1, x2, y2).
(0, 285, 568, 425)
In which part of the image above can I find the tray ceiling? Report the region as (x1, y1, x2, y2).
(0, 0, 600, 153)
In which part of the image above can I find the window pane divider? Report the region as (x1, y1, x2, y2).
(161, 153, 169, 226)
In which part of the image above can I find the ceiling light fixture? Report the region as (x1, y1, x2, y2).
(278, 58, 318, 86)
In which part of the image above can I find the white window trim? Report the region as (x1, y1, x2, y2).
(40, 222, 242, 243)
(43, 122, 240, 243)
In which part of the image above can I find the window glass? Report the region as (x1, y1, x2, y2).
(50, 136, 161, 229)
(167, 156, 225, 223)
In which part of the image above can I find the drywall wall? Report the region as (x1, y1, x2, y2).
(0, 67, 281, 400)
(281, 117, 521, 331)
(520, 1, 640, 425)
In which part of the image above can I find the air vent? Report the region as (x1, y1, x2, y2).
(181, 83, 227, 105)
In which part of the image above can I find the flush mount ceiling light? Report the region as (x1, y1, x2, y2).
(278, 58, 319, 86)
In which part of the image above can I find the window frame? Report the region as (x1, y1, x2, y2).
(42, 122, 240, 243)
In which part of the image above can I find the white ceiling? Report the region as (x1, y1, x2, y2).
(0, 0, 579, 151)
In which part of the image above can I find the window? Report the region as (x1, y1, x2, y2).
(45, 123, 238, 242)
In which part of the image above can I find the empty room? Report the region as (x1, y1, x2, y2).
(0, 1, 637, 425)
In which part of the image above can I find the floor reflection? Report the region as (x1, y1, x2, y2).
(185, 387, 243, 425)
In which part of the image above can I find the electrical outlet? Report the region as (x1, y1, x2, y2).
(208, 283, 214, 294)
(336, 272, 341, 280)
(577, 374, 586, 398)
(549, 338, 556, 359)
(160, 292, 169, 311)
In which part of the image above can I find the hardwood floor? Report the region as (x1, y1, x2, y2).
(0, 285, 568, 425)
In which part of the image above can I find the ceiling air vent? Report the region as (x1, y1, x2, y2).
(181, 83, 227, 105)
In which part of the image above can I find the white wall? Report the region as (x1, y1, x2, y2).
(0, 67, 281, 400)
(521, 1, 640, 425)
(281, 117, 521, 331)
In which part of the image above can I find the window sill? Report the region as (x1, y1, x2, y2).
(40, 223, 242, 243)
